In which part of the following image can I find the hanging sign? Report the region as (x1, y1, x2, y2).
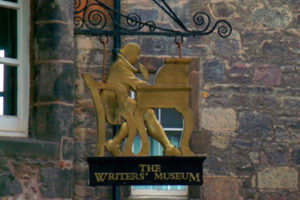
(88, 156, 206, 186)
(84, 43, 206, 186)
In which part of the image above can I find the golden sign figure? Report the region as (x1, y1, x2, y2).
(83, 43, 194, 157)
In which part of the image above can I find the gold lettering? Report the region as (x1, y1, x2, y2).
(189, 173, 200, 182)
(169, 173, 175, 180)
(154, 172, 200, 182)
(127, 173, 134, 180)
(182, 173, 189, 180)
(139, 164, 161, 172)
(117, 173, 126, 180)
(139, 173, 145, 180)
(154, 165, 161, 172)
(139, 164, 147, 172)
(94, 173, 107, 182)
(154, 172, 163, 180)
(108, 173, 117, 180)
(94, 172, 150, 182)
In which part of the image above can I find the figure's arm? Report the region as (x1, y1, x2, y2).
(139, 63, 149, 81)
(126, 75, 148, 91)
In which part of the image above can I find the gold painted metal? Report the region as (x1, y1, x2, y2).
(83, 43, 195, 157)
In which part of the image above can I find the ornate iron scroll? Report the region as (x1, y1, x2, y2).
(74, 0, 232, 38)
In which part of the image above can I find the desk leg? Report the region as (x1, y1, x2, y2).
(136, 109, 150, 156)
(122, 109, 150, 156)
(122, 113, 136, 156)
(176, 106, 195, 156)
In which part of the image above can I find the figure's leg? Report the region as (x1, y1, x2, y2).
(135, 109, 150, 156)
(175, 106, 195, 156)
(105, 122, 128, 156)
(122, 116, 138, 156)
(122, 99, 138, 156)
(144, 109, 181, 156)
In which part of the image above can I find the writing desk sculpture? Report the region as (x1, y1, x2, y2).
(135, 58, 194, 156)
(83, 43, 194, 157)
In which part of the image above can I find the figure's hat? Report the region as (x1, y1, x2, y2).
(120, 43, 141, 58)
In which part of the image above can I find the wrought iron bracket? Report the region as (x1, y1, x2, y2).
(74, 0, 232, 38)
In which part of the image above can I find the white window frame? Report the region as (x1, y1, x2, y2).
(0, 0, 30, 137)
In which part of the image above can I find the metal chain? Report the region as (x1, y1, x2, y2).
(175, 36, 183, 58)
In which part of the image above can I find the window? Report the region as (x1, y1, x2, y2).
(0, 0, 29, 136)
(132, 108, 187, 197)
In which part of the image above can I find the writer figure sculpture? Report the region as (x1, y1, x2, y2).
(83, 43, 195, 157)
(84, 43, 181, 157)
(102, 43, 181, 157)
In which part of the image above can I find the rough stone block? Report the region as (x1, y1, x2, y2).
(237, 112, 273, 139)
(204, 58, 226, 83)
(253, 66, 281, 86)
(0, 162, 22, 197)
(139, 56, 163, 73)
(76, 49, 108, 66)
(211, 31, 242, 58)
(73, 163, 89, 181)
(190, 131, 211, 154)
(202, 176, 242, 200)
(35, 0, 74, 22)
(34, 63, 74, 103)
(0, 138, 59, 160)
(260, 40, 290, 56)
(205, 92, 231, 107)
(227, 63, 253, 84)
(35, 23, 74, 60)
(74, 99, 97, 130)
(264, 143, 289, 166)
(62, 137, 75, 161)
(257, 167, 298, 190)
(211, 2, 236, 18)
(291, 148, 300, 165)
(211, 134, 231, 149)
(201, 108, 237, 131)
(73, 185, 95, 198)
(140, 37, 170, 55)
(283, 98, 300, 111)
(230, 94, 279, 109)
(94, 186, 113, 199)
(40, 167, 73, 198)
(32, 104, 74, 142)
(281, 72, 300, 86)
(130, 8, 159, 22)
(256, 192, 298, 200)
(75, 35, 114, 51)
(74, 127, 97, 144)
(190, 71, 200, 131)
(253, 7, 292, 29)
(75, 67, 104, 99)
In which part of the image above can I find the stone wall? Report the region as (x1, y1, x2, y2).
(74, 0, 300, 199)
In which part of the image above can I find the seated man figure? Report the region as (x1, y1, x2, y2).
(102, 43, 181, 156)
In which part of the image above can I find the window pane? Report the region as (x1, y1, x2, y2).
(1, 0, 18, 3)
(160, 109, 183, 128)
(1, 65, 17, 116)
(0, 7, 17, 58)
(166, 131, 182, 148)
(0, 54, 3, 92)
(0, 97, 3, 115)
(133, 135, 141, 155)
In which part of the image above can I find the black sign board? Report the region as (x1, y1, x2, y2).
(87, 156, 206, 186)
